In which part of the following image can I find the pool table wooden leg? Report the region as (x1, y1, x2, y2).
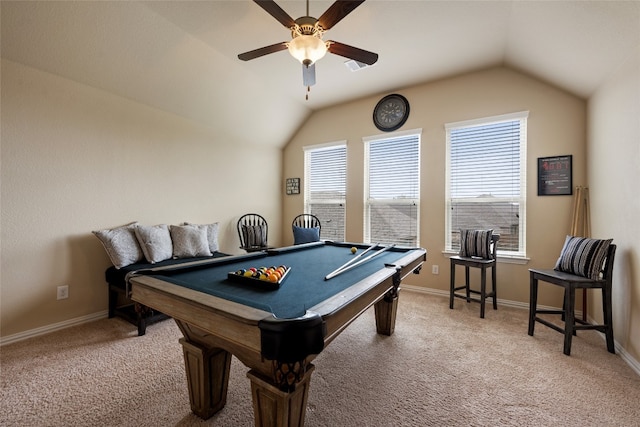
(375, 270, 401, 336)
(178, 337, 232, 420)
(375, 293, 399, 336)
(247, 365, 314, 427)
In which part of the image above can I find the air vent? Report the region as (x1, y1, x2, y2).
(344, 59, 370, 72)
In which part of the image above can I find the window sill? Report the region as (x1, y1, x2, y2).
(442, 250, 530, 265)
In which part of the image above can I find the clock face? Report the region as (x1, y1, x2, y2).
(373, 94, 410, 132)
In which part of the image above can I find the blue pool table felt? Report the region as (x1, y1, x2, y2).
(144, 243, 413, 319)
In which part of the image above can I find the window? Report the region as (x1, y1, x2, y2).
(445, 112, 528, 257)
(304, 142, 347, 241)
(363, 130, 421, 246)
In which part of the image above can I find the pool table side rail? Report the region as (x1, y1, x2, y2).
(315, 268, 398, 345)
(130, 275, 270, 358)
(314, 248, 426, 346)
(130, 245, 425, 364)
(128, 251, 267, 279)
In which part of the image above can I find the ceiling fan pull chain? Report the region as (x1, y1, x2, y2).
(306, 85, 310, 101)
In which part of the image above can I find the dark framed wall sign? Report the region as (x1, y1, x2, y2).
(538, 155, 573, 196)
(286, 178, 300, 195)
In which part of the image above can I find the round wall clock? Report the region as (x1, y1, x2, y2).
(373, 94, 410, 132)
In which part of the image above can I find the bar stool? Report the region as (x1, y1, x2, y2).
(449, 230, 499, 318)
(528, 237, 615, 356)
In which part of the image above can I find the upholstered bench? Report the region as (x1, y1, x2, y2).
(105, 253, 229, 335)
(94, 220, 226, 335)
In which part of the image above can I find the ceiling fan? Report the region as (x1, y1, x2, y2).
(238, 0, 378, 91)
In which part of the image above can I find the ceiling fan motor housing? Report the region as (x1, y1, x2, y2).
(293, 16, 324, 36)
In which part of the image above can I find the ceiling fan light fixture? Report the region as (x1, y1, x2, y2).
(287, 34, 328, 66)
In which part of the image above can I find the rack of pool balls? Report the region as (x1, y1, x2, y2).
(227, 265, 290, 289)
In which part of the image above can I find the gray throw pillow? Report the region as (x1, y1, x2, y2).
(170, 225, 212, 258)
(92, 222, 144, 269)
(134, 224, 173, 263)
(184, 222, 219, 253)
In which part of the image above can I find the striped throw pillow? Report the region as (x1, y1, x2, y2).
(460, 229, 493, 259)
(554, 236, 612, 280)
(242, 224, 266, 247)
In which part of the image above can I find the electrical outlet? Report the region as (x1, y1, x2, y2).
(57, 285, 69, 300)
(432, 265, 439, 275)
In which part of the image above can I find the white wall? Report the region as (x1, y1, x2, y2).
(1, 59, 283, 338)
(587, 48, 640, 362)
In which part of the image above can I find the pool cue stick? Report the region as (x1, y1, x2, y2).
(338, 243, 379, 271)
(325, 244, 396, 280)
(325, 244, 395, 280)
(323, 244, 378, 281)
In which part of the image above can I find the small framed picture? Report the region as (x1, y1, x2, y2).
(286, 178, 300, 195)
(538, 155, 572, 196)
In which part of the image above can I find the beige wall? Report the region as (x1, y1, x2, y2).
(283, 67, 586, 308)
(587, 49, 640, 362)
(0, 59, 283, 338)
(3, 56, 637, 365)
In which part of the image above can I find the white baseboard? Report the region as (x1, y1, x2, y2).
(402, 285, 640, 377)
(0, 310, 109, 346)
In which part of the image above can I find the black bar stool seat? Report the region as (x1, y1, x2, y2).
(528, 243, 616, 356)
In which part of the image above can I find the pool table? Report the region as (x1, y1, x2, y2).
(129, 241, 426, 427)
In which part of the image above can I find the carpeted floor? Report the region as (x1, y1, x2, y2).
(1, 291, 639, 426)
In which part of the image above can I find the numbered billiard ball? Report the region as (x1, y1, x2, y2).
(351, 247, 357, 254)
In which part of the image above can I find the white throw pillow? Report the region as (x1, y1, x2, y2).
(92, 222, 144, 269)
(170, 224, 212, 258)
(134, 224, 173, 263)
(184, 222, 220, 253)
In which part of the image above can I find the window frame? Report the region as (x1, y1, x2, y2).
(303, 141, 347, 242)
(445, 112, 528, 260)
(363, 128, 422, 247)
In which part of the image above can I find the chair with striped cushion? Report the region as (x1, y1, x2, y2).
(450, 230, 500, 318)
(237, 213, 273, 252)
(528, 236, 615, 355)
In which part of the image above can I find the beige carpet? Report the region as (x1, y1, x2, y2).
(1, 291, 639, 427)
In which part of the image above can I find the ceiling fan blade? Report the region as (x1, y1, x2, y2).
(238, 42, 288, 61)
(318, 0, 366, 30)
(303, 63, 316, 87)
(327, 41, 378, 65)
(253, 0, 296, 28)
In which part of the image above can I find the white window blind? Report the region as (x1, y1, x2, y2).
(363, 130, 421, 246)
(445, 112, 527, 256)
(304, 143, 346, 241)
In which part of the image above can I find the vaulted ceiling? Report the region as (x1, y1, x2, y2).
(2, 1, 639, 148)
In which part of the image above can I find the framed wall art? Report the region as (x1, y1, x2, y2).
(285, 178, 300, 195)
(538, 155, 572, 196)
